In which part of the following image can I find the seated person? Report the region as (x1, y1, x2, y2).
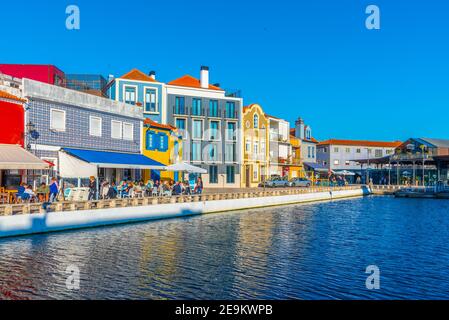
(36, 182, 49, 202)
(172, 182, 182, 195)
(15, 182, 27, 203)
(21, 185, 35, 202)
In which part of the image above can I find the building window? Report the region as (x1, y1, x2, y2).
(345, 160, 350, 166)
(209, 100, 219, 117)
(192, 142, 202, 161)
(245, 139, 251, 153)
(308, 146, 311, 158)
(159, 133, 168, 151)
(50, 109, 66, 132)
(312, 147, 315, 158)
(124, 86, 136, 105)
(261, 141, 266, 156)
(334, 147, 339, 153)
(175, 96, 185, 114)
(253, 141, 259, 155)
(111, 120, 123, 139)
(209, 143, 218, 161)
(175, 118, 186, 130)
(345, 148, 350, 153)
(225, 143, 236, 162)
(193, 120, 203, 140)
(89, 116, 102, 137)
(226, 165, 235, 184)
(209, 121, 220, 140)
(192, 98, 202, 116)
(306, 129, 311, 139)
(253, 114, 259, 128)
(334, 160, 340, 165)
(375, 149, 383, 157)
(209, 165, 218, 184)
(144, 88, 157, 113)
(225, 102, 236, 118)
(356, 148, 361, 153)
(253, 165, 259, 181)
(226, 122, 236, 141)
(123, 123, 134, 141)
(146, 130, 156, 150)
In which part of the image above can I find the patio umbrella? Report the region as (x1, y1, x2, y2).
(165, 162, 207, 174)
(335, 170, 355, 176)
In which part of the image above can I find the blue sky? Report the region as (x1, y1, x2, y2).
(1, 0, 448, 141)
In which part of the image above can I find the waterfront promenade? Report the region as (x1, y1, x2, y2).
(0, 186, 370, 238)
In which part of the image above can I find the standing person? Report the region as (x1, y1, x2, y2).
(195, 177, 203, 194)
(88, 176, 97, 201)
(49, 177, 59, 202)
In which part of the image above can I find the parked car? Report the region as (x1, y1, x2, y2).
(264, 176, 290, 188)
(289, 177, 312, 187)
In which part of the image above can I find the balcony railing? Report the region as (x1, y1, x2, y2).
(173, 105, 189, 115)
(191, 107, 206, 117)
(223, 110, 239, 119)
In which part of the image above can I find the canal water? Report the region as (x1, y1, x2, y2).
(1, 196, 449, 300)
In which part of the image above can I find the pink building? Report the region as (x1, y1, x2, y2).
(0, 64, 65, 86)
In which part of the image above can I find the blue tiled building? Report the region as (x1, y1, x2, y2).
(108, 69, 165, 123)
(23, 78, 162, 186)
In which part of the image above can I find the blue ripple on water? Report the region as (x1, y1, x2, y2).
(1, 196, 449, 300)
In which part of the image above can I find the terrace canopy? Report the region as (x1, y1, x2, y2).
(59, 148, 166, 178)
(0, 144, 49, 170)
(166, 162, 207, 174)
(304, 162, 328, 172)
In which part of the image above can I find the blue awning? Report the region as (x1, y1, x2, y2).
(62, 148, 166, 170)
(304, 162, 328, 172)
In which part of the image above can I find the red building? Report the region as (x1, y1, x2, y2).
(0, 90, 26, 146)
(0, 64, 65, 86)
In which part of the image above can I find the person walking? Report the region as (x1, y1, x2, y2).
(88, 176, 97, 201)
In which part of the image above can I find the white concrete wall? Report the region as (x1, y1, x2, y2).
(0, 188, 370, 238)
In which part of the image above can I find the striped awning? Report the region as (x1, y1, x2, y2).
(0, 144, 49, 170)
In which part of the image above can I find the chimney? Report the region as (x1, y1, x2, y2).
(108, 74, 115, 83)
(149, 71, 156, 80)
(200, 66, 209, 89)
(295, 117, 305, 140)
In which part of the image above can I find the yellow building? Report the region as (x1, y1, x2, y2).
(242, 104, 270, 187)
(142, 118, 182, 182)
(288, 135, 306, 179)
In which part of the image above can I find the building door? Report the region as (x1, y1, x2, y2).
(245, 165, 251, 188)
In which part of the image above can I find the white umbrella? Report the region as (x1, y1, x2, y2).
(166, 162, 207, 174)
(335, 170, 355, 176)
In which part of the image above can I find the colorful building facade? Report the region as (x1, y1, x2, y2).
(288, 135, 305, 179)
(142, 118, 182, 182)
(242, 104, 269, 187)
(108, 69, 165, 123)
(165, 66, 243, 188)
(22, 78, 161, 186)
(0, 64, 65, 86)
(267, 114, 291, 177)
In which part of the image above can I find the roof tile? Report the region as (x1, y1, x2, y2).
(168, 75, 222, 90)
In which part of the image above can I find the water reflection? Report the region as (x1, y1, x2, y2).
(1, 197, 449, 299)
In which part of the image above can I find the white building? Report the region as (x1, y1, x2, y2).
(316, 139, 402, 171)
(291, 117, 318, 164)
(267, 115, 291, 177)
(165, 66, 244, 188)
